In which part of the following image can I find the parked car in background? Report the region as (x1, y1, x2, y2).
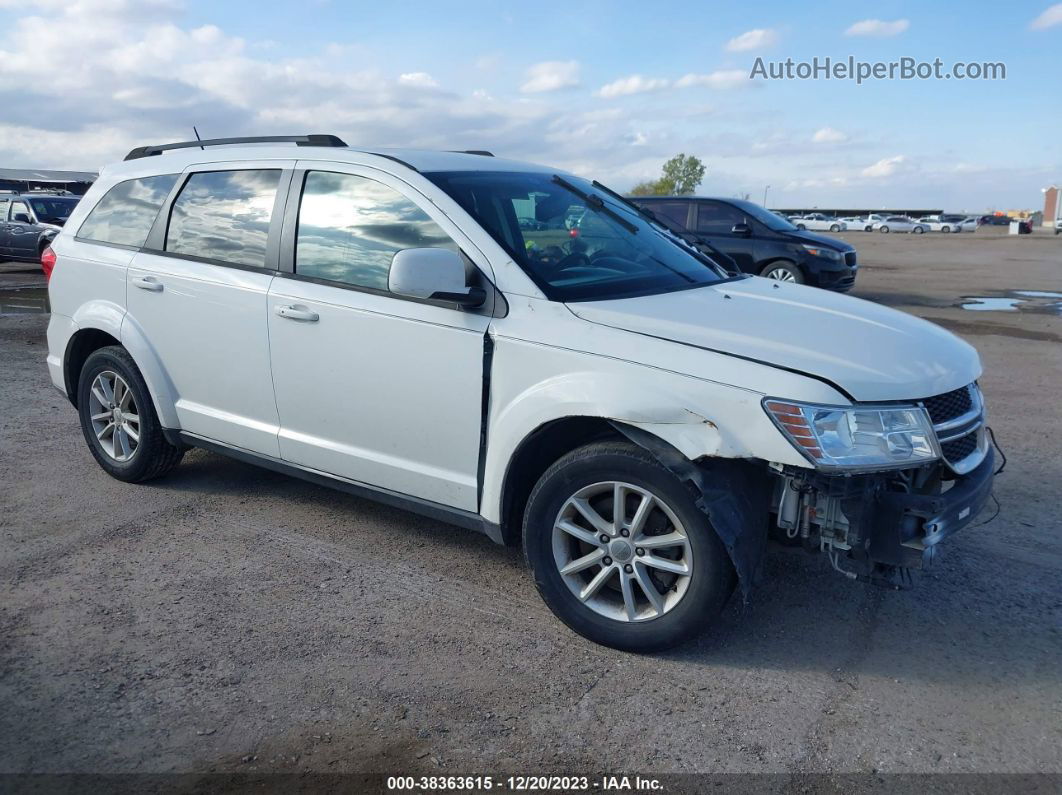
(0, 190, 80, 263)
(959, 217, 980, 232)
(862, 213, 889, 231)
(840, 216, 867, 229)
(920, 218, 963, 233)
(45, 134, 993, 651)
(792, 213, 847, 232)
(872, 216, 928, 234)
(980, 215, 1011, 226)
(631, 196, 858, 291)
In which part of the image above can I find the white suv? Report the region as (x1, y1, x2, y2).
(45, 135, 995, 651)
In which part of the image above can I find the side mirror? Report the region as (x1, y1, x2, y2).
(731, 222, 752, 237)
(12, 213, 32, 224)
(388, 248, 486, 308)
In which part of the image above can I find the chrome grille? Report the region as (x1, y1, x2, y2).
(922, 384, 987, 474)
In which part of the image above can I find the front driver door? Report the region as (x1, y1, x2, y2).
(266, 165, 492, 511)
(693, 200, 757, 274)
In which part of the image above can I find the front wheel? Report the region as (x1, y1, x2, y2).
(523, 441, 736, 652)
(796, 224, 806, 231)
(879, 226, 890, 233)
(942, 226, 951, 233)
(761, 262, 804, 284)
(77, 346, 184, 482)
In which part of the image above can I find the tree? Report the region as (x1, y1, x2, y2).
(627, 153, 706, 196)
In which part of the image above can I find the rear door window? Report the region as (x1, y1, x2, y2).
(648, 201, 691, 231)
(166, 170, 281, 268)
(695, 201, 744, 234)
(78, 174, 179, 247)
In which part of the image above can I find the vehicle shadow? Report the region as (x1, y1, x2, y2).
(150, 449, 1057, 685)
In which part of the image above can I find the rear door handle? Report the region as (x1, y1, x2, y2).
(132, 275, 163, 292)
(274, 304, 319, 322)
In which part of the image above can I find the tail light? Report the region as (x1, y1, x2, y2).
(41, 246, 57, 281)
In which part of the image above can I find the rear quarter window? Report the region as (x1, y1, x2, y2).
(77, 174, 179, 248)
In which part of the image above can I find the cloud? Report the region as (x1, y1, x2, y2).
(862, 155, 909, 178)
(597, 75, 669, 98)
(675, 70, 749, 90)
(844, 19, 910, 37)
(725, 28, 779, 52)
(398, 72, 438, 88)
(812, 127, 847, 144)
(519, 60, 579, 93)
(1030, 4, 1062, 29)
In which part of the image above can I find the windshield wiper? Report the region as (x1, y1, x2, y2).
(551, 175, 638, 234)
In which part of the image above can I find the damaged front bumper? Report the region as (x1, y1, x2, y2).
(774, 447, 995, 584)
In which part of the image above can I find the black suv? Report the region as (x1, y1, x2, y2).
(0, 190, 81, 263)
(631, 196, 858, 292)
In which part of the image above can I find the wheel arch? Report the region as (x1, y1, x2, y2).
(63, 315, 180, 429)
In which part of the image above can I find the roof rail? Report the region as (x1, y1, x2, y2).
(124, 134, 348, 161)
(449, 150, 494, 157)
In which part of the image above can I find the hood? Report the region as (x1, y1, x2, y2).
(784, 228, 854, 251)
(567, 277, 981, 402)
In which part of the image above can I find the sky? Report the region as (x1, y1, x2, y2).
(0, 0, 1059, 212)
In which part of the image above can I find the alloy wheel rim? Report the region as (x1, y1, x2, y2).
(552, 481, 694, 622)
(88, 370, 140, 462)
(765, 268, 797, 282)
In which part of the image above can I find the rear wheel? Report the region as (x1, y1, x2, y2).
(760, 261, 804, 284)
(942, 225, 951, 233)
(914, 226, 925, 234)
(77, 346, 184, 482)
(523, 441, 736, 652)
(796, 223, 806, 231)
(829, 224, 840, 232)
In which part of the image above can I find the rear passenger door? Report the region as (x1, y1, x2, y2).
(128, 162, 294, 456)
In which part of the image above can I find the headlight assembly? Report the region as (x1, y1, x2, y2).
(764, 399, 940, 471)
(801, 244, 842, 261)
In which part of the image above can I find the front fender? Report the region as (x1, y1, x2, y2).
(480, 338, 809, 524)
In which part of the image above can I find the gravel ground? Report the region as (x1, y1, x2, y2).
(1, 231, 1060, 787)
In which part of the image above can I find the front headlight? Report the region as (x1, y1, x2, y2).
(801, 244, 842, 261)
(764, 399, 939, 471)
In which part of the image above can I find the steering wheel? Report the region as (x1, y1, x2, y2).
(552, 251, 592, 272)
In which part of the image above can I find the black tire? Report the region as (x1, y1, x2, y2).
(77, 346, 184, 483)
(942, 226, 951, 233)
(829, 224, 840, 232)
(760, 260, 805, 284)
(913, 226, 925, 234)
(523, 441, 736, 652)
(796, 223, 806, 231)
(880, 226, 889, 233)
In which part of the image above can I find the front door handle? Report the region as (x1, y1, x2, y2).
(132, 275, 163, 292)
(274, 304, 319, 322)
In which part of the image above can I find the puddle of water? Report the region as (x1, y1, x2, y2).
(958, 291, 1062, 316)
(1013, 290, 1062, 299)
(0, 287, 50, 315)
(960, 297, 1023, 311)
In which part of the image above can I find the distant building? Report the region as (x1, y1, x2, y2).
(1042, 186, 1059, 228)
(0, 168, 97, 195)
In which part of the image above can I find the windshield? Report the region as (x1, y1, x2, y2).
(425, 171, 731, 302)
(28, 197, 77, 221)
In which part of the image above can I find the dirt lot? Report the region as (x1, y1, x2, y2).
(1, 231, 1060, 787)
